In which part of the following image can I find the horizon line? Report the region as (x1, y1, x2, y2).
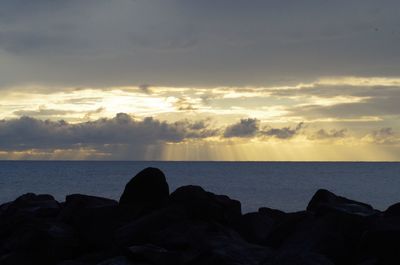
(0, 160, 399, 163)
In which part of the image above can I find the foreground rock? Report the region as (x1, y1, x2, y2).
(119, 167, 169, 211)
(0, 167, 398, 264)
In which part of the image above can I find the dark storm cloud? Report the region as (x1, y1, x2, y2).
(223, 119, 306, 139)
(0, 0, 399, 88)
(261, 123, 305, 139)
(223, 118, 259, 138)
(0, 114, 217, 151)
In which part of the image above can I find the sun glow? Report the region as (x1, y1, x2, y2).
(0, 76, 399, 161)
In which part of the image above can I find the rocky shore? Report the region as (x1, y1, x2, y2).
(0, 167, 399, 265)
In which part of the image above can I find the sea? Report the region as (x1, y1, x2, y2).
(0, 161, 399, 213)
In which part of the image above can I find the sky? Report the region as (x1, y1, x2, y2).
(0, 0, 399, 160)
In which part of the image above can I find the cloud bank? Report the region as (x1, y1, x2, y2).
(0, 114, 217, 152)
(0, 114, 398, 160)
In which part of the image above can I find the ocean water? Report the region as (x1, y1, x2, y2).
(0, 161, 399, 212)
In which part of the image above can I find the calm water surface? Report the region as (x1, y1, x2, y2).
(0, 161, 399, 212)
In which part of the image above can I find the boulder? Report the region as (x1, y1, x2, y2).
(126, 244, 180, 265)
(233, 212, 274, 244)
(269, 251, 334, 265)
(169, 185, 241, 225)
(96, 256, 135, 265)
(307, 189, 377, 217)
(384, 202, 400, 217)
(0, 252, 32, 265)
(119, 167, 169, 212)
(58, 194, 118, 223)
(58, 194, 119, 250)
(258, 207, 286, 222)
(1, 221, 81, 265)
(114, 205, 187, 247)
(276, 213, 363, 264)
(264, 211, 313, 248)
(0, 193, 60, 218)
(189, 229, 273, 265)
(58, 250, 119, 265)
(270, 208, 371, 264)
(354, 216, 400, 265)
(0, 193, 61, 249)
(57, 261, 89, 265)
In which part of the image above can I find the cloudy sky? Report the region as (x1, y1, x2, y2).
(0, 0, 399, 160)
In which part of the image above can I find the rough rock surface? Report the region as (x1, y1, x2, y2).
(0, 167, 397, 265)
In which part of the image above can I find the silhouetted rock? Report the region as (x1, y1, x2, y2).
(189, 229, 273, 265)
(258, 207, 286, 221)
(233, 212, 274, 244)
(59, 194, 117, 223)
(2, 168, 400, 265)
(0, 252, 32, 265)
(270, 251, 334, 265)
(119, 167, 169, 212)
(1, 220, 80, 265)
(384, 202, 400, 217)
(126, 244, 180, 265)
(307, 189, 377, 217)
(58, 194, 119, 250)
(264, 211, 313, 248)
(169, 185, 241, 225)
(114, 205, 187, 247)
(96, 256, 134, 265)
(0, 193, 60, 218)
(276, 211, 369, 264)
(354, 215, 400, 265)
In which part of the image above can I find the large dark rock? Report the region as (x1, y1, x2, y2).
(258, 207, 286, 222)
(384, 202, 400, 217)
(57, 250, 119, 265)
(189, 228, 273, 265)
(58, 194, 119, 250)
(0, 193, 62, 254)
(267, 190, 376, 264)
(274, 211, 368, 264)
(58, 194, 118, 223)
(169, 185, 241, 225)
(264, 211, 313, 248)
(126, 244, 180, 265)
(95, 256, 134, 265)
(233, 212, 274, 244)
(0, 193, 60, 219)
(1, 220, 81, 265)
(269, 251, 334, 265)
(354, 215, 400, 265)
(114, 205, 187, 247)
(119, 167, 169, 211)
(150, 219, 273, 265)
(307, 189, 377, 217)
